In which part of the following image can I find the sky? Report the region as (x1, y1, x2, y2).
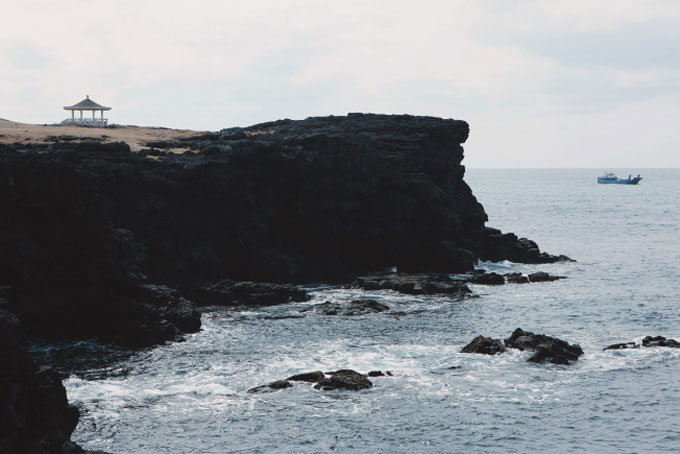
(1, 0, 679, 167)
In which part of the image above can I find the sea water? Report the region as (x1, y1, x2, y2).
(64, 169, 680, 453)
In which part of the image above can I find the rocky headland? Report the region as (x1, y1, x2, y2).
(1, 113, 571, 452)
(0, 114, 569, 347)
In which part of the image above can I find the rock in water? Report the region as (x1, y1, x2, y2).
(286, 371, 326, 383)
(460, 335, 507, 355)
(247, 380, 293, 393)
(302, 299, 389, 316)
(641, 336, 680, 348)
(355, 273, 472, 299)
(527, 272, 566, 283)
(314, 370, 373, 391)
(504, 328, 583, 365)
(603, 342, 639, 351)
(505, 273, 530, 284)
(603, 336, 680, 350)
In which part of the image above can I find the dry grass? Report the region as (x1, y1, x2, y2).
(0, 119, 207, 152)
(244, 129, 275, 137)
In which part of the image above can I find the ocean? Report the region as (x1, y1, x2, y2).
(63, 168, 680, 453)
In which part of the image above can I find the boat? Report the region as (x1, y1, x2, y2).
(597, 171, 642, 185)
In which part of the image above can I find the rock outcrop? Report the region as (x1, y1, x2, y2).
(355, 273, 472, 299)
(468, 272, 505, 285)
(604, 336, 680, 350)
(0, 114, 567, 345)
(0, 309, 102, 454)
(249, 369, 382, 393)
(460, 335, 506, 355)
(314, 370, 373, 391)
(460, 328, 584, 365)
(504, 328, 584, 365)
(526, 272, 566, 283)
(301, 299, 389, 316)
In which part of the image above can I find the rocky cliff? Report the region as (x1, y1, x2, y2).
(0, 114, 566, 346)
(0, 306, 106, 453)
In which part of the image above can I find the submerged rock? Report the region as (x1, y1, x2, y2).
(504, 328, 583, 365)
(301, 299, 389, 316)
(460, 335, 506, 355)
(314, 370, 373, 391)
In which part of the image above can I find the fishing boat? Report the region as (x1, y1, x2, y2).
(597, 171, 642, 185)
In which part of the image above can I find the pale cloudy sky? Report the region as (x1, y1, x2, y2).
(1, 0, 679, 167)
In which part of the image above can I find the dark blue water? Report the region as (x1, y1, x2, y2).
(66, 169, 680, 453)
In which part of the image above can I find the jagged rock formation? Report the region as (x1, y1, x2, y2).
(460, 335, 506, 355)
(248, 369, 380, 393)
(300, 299, 389, 316)
(0, 309, 105, 454)
(0, 114, 567, 345)
(460, 328, 584, 365)
(504, 328, 584, 365)
(604, 336, 680, 350)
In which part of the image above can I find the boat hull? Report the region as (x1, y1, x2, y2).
(597, 177, 642, 185)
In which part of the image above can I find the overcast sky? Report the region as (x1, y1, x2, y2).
(2, 0, 679, 167)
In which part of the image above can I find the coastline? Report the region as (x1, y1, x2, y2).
(1, 114, 570, 452)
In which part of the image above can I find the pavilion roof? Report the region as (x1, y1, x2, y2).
(63, 95, 111, 111)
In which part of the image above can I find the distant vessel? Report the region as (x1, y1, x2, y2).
(597, 171, 642, 185)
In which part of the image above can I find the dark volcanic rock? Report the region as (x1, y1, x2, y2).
(504, 328, 583, 365)
(314, 370, 373, 391)
(367, 370, 386, 377)
(0, 114, 567, 346)
(472, 229, 573, 265)
(461, 335, 507, 355)
(192, 280, 310, 307)
(0, 309, 90, 453)
(247, 380, 293, 393)
(604, 336, 680, 350)
(138, 284, 201, 334)
(287, 371, 325, 383)
(603, 342, 639, 351)
(302, 299, 389, 316)
(641, 336, 680, 348)
(356, 273, 472, 299)
(505, 272, 530, 284)
(527, 272, 566, 283)
(469, 272, 505, 285)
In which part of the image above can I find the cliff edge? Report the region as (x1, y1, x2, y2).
(0, 114, 567, 346)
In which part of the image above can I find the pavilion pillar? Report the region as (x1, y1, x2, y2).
(71, 110, 74, 120)
(80, 110, 83, 120)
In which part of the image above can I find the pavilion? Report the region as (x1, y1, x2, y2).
(62, 95, 111, 126)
